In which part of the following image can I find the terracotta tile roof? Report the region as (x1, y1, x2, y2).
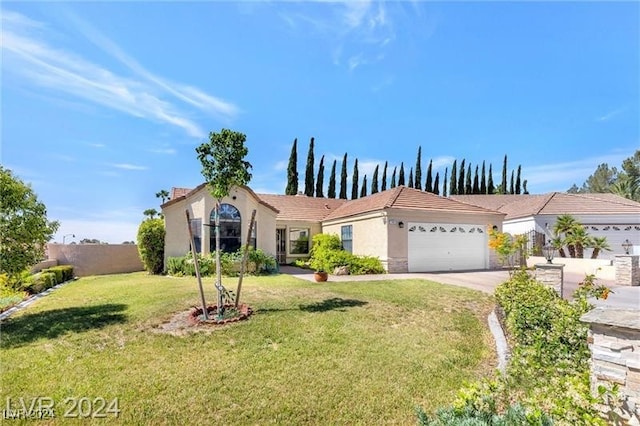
(323, 186, 503, 221)
(256, 193, 347, 221)
(170, 187, 192, 200)
(452, 193, 640, 220)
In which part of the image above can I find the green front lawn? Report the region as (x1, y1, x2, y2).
(1, 272, 496, 424)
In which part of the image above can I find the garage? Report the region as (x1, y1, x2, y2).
(408, 223, 488, 272)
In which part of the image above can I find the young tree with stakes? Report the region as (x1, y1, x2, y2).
(196, 129, 252, 318)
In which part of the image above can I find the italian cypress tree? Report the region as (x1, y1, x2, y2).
(414, 146, 422, 190)
(339, 153, 348, 199)
(381, 161, 388, 191)
(391, 167, 397, 188)
(360, 175, 368, 198)
(304, 137, 315, 196)
(458, 159, 466, 195)
(433, 172, 440, 195)
(408, 168, 414, 188)
(473, 165, 480, 194)
(315, 155, 325, 197)
(480, 161, 487, 194)
(425, 159, 433, 192)
(398, 162, 405, 186)
(510, 170, 515, 194)
(501, 155, 508, 194)
(443, 168, 448, 197)
(523, 179, 529, 194)
(450, 161, 457, 195)
(285, 138, 298, 195)
(515, 165, 522, 194)
(465, 164, 472, 194)
(371, 165, 379, 194)
(328, 159, 337, 198)
(488, 164, 495, 194)
(351, 158, 359, 200)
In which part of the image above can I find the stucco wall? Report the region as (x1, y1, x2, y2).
(527, 256, 614, 280)
(278, 221, 323, 264)
(47, 244, 143, 277)
(322, 212, 388, 260)
(162, 186, 278, 265)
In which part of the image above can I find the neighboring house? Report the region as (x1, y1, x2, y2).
(452, 193, 640, 259)
(162, 185, 505, 273)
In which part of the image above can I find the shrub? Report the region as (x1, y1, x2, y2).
(50, 265, 74, 281)
(137, 218, 165, 274)
(308, 233, 384, 274)
(42, 267, 63, 284)
(166, 248, 276, 277)
(23, 271, 57, 294)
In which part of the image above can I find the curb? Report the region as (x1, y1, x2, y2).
(488, 307, 509, 373)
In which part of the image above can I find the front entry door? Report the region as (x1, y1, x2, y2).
(276, 229, 286, 264)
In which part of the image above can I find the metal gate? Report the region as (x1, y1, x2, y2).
(276, 228, 287, 264)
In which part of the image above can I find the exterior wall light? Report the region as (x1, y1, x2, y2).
(542, 242, 555, 264)
(398, 221, 404, 229)
(622, 239, 633, 255)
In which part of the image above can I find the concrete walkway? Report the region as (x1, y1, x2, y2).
(279, 266, 639, 310)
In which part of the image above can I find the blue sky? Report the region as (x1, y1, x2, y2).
(1, 1, 638, 243)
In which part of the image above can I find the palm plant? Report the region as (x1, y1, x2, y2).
(565, 226, 591, 258)
(553, 214, 581, 258)
(590, 236, 611, 259)
(550, 236, 566, 258)
(610, 175, 640, 202)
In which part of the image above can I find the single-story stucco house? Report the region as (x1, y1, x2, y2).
(162, 185, 506, 273)
(452, 192, 640, 259)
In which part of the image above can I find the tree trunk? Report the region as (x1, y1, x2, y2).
(568, 244, 576, 258)
(558, 248, 566, 258)
(591, 248, 600, 259)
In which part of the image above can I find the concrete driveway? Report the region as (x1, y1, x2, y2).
(279, 266, 639, 310)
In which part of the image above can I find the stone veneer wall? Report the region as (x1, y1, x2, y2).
(385, 258, 408, 273)
(581, 308, 640, 423)
(615, 255, 640, 286)
(534, 263, 564, 295)
(47, 244, 144, 277)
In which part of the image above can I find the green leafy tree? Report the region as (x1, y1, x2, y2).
(381, 161, 388, 191)
(371, 164, 379, 194)
(137, 218, 165, 274)
(425, 159, 433, 193)
(0, 167, 59, 280)
(360, 175, 368, 198)
(501, 155, 508, 194)
(408, 168, 414, 188)
(304, 137, 315, 196)
(339, 153, 348, 199)
(143, 208, 158, 219)
(285, 138, 298, 195)
(458, 159, 465, 195)
(465, 163, 472, 194)
(328, 159, 337, 198)
(156, 189, 170, 204)
(590, 237, 611, 259)
(610, 175, 639, 201)
(515, 165, 522, 194)
(472, 165, 480, 194)
(351, 158, 359, 199)
(391, 167, 397, 188)
(398, 162, 405, 186)
(315, 154, 325, 198)
(488, 164, 495, 194)
(480, 161, 487, 194)
(450, 160, 457, 195)
(414, 146, 422, 190)
(196, 129, 252, 311)
(433, 172, 440, 195)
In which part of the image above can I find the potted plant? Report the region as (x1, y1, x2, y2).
(309, 258, 328, 282)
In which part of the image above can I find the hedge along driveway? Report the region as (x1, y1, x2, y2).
(1, 272, 497, 424)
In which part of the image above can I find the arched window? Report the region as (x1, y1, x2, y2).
(210, 204, 241, 253)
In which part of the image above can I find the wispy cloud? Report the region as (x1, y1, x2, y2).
(149, 148, 177, 155)
(87, 143, 106, 148)
(597, 108, 623, 122)
(109, 163, 148, 171)
(273, 160, 288, 172)
(1, 10, 239, 138)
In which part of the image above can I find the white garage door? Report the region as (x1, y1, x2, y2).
(408, 223, 488, 272)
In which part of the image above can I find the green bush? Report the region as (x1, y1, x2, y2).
(23, 271, 57, 294)
(419, 270, 608, 425)
(50, 265, 74, 281)
(42, 267, 63, 284)
(166, 248, 276, 277)
(308, 233, 384, 274)
(137, 218, 165, 274)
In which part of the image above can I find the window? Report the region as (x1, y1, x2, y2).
(250, 222, 257, 249)
(190, 218, 202, 253)
(210, 204, 241, 253)
(289, 227, 310, 254)
(341, 225, 353, 253)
